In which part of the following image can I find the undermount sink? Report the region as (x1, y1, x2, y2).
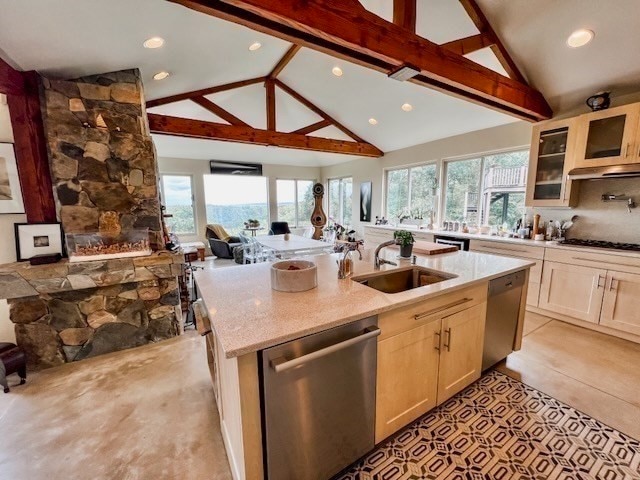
(353, 267, 457, 294)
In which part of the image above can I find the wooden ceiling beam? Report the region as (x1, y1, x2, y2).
(265, 79, 276, 130)
(0, 56, 25, 95)
(169, 0, 551, 121)
(191, 96, 249, 126)
(457, 0, 527, 84)
(393, 0, 416, 32)
(146, 76, 265, 108)
(268, 44, 301, 79)
(147, 113, 383, 157)
(291, 119, 331, 135)
(441, 33, 494, 56)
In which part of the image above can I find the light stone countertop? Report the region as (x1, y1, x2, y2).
(195, 249, 534, 358)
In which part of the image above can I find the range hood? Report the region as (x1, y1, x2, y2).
(568, 164, 640, 180)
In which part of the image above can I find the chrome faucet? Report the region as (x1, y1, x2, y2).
(337, 242, 363, 279)
(374, 240, 399, 269)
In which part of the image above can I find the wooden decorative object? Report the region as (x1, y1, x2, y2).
(311, 183, 327, 240)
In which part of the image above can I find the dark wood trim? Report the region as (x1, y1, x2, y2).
(191, 96, 249, 126)
(268, 44, 301, 79)
(169, 0, 550, 121)
(0, 56, 25, 96)
(457, 0, 527, 84)
(393, 0, 416, 32)
(6, 71, 57, 223)
(265, 79, 276, 131)
(275, 80, 367, 144)
(147, 113, 383, 157)
(146, 76, 266, 108)
(441, 33, 494, 56)
(291, 119, 331, 135)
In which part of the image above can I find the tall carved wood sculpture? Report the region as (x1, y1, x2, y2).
(311, 183, 327, 240)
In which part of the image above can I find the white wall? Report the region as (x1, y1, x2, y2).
(321, 121, 533, 236)
(0, 95, 24, 343)
(157, 156, 321, 246)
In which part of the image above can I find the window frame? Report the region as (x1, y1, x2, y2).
(383, 161, 439, 222)
(275, 178, 316, 228)
(159, 173, 197, 236)
(327, 176, 353, 226)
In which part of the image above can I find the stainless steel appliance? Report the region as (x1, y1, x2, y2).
(434, 235, 469, 251)
(261, 317, 379, 480)
(482, 271, 526, 370)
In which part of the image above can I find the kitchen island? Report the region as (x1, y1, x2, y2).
(194, 248, 533, 480)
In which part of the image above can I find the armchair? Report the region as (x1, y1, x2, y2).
(205, 224, 242, 259)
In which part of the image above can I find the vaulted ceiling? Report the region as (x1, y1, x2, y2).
(1, 0, 639, 166)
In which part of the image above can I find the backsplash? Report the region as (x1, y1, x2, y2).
(530, 177, 640, 243)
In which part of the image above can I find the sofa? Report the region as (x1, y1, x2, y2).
(206, 224, 242, 259)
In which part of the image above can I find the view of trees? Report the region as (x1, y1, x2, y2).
(328, 177, 353, 226)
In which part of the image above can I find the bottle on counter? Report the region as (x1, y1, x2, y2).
(546, 220, 555, 241)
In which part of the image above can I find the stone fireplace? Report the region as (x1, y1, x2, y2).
(0, 69, 184, 369)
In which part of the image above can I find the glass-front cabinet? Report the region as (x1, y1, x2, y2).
(574, 103, 640, 168)
(526, 118, 579, 207)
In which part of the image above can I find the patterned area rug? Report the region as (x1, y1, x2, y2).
(337, 371, 640, 479)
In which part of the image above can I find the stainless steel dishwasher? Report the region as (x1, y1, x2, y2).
(261, 316, 379, 480)
(482, 270, 526, 370)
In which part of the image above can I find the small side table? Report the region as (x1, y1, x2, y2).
(243, 227, 264, 237)
(181, 241, 206, 261)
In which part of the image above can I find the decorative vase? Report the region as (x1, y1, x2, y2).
(400, 244, 413, 258)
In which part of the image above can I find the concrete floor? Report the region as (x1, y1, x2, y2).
(1, 311, 639, 479)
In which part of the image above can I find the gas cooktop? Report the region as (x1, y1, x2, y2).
(559, 239, 640, 252)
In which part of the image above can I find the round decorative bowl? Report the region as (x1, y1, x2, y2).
(270, 260, 318, 292)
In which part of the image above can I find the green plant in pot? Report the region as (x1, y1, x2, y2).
(394, 230, 415, 258)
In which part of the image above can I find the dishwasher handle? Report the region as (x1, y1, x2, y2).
(271, 326, 381, 373)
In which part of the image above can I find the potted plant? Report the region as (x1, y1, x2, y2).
(394, 230, 415, 258)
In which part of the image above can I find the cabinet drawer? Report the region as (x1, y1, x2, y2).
(378, 284, 488, 341)
(545, 247, 640, 274)
(469, 239, 545, 260)
(413, 232, 434, 242)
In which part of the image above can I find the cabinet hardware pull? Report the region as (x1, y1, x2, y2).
(443, 328, 451, 352)
(414, 297, 473, 321)
(573, 257, 636, 268)
(624, 143, 631, 158)
(597, 274, 605, 288)
(434, 331, 441, 351)
(610, 278, 619, 292)
(271, 327, 381, 373)
(478, 245, 528, 253)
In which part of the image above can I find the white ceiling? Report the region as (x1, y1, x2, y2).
(1, 0, 639, 166)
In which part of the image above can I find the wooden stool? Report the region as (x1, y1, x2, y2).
(0, 343, 27, 393)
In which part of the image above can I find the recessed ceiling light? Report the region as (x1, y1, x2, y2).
(143, 37, 165, 49)
(332, 66, 343, 77)
(567, 29, 594, 48)
(153, 71, 170, 81)
(249, 42, 262, 51)
(368, 118, 378, 125)
(401, 103, 413, 112)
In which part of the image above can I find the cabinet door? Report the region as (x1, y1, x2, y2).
(574, 104, 640, 168)
(538, 261, 606, 323)
(375, 320, 441, 443)
(436, 303, 486, 405)
(600, 271, 640, 336)
(526, 118, 579, 207)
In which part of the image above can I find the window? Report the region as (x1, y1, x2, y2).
(328, 177, 352, 226)
(160, 174, 196, 235)
(276, 179, 315, 227)
(204, 175, 269, 235)
(385, 164, 437, 220)
(443, 150, 528, 226)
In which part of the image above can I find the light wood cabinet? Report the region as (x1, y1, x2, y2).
(538, 261, 606, 324)
(574, 103, 640, 168)
(526, 118, 580, 207)
(436, 303, 486, 404)
(600, 271, 640, 337)
(375, 321, 441, 443)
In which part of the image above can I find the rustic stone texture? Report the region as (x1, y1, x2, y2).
(87, 310, 117, 329)
(78, 157, 110, 182)
(160, 289, 179, 306)
(50, 155, 78, 180)
(62, 345, 82, 362)
(67, 274, 98, 290)
(15, 323, 64, 369)
(77, 83, 111, 100)
(110, 82, 139, 103)
(149, 305, 175, 321)
(9, 299, 48, 324)
(118, 289, 138, 300)
(105, 296, 133, 314)
(118, 299, 148, 327)
(82, 181, 134, 211)
(49, 299, 85, 330)
(76, 322, 147, 361)
(160, 279, 178, 294)
(146, 264, 172, 278)
(138, 286, 161, 301)
(83, 141, 110, 162)
(57, 183, 80, 205)
(60, 205, 100, 232)
(148, 316, 179, 341)
(79, 295, 105, 315)
(69, 98, 85, 112)
(18, 264, 69, 281)
(59, 327, 93, 346)
(128, 169, 143, 186)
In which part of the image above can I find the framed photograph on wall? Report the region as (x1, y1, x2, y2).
(14, 223, 64, 261)
(0, 143, 25, 214)
(360, 181, 372, 222)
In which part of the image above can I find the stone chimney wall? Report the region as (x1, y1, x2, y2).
(40, 69, 163, 248)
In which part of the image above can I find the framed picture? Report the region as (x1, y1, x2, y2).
(360, 181, 372, 222)
(0, 143, 25, 214)
(14, 223, 64, 261)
